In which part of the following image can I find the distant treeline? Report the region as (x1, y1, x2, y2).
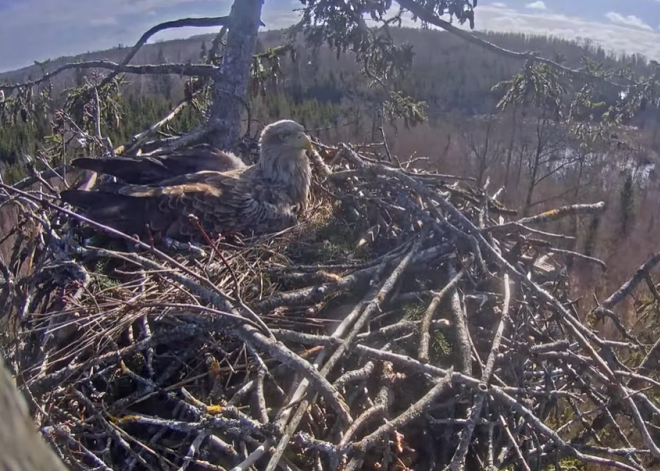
(1, 27, 659, 177)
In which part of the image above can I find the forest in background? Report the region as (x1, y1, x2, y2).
(2, 25, 660, 341)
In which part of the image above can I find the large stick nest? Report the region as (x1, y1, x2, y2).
(0, 139, 658, 471)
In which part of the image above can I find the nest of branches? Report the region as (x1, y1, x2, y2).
(1, 138, 659, 471)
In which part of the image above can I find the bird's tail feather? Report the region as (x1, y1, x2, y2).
(60, 189, 126, 210)
(72, 157, 170, 185)
(60, 189, 149, 236)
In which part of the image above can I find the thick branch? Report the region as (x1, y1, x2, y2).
(598, 251, 660, 311)
(96, 16, 230, 89)
(394, 0, 628, 89)
(1, 17, 228, 92)
(1, 62, 214, 92)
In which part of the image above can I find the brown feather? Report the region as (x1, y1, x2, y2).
(72, 144, 247, 185)
(60, 120, 313, 241)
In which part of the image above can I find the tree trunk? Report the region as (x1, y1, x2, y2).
(503, 106, 517, 189)
(208, 0, 264, 149)
(0, 353, 69, 471)
(523, 153, 540, 217)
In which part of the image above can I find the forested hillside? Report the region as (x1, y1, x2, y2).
(1, 27, 651, 114)
(2, 26, 658, 173)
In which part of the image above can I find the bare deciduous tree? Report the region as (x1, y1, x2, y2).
(459, 114, 505, 187)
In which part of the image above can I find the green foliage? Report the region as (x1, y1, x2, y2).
(400, 302, 451, 363)
(401, 302, 425, 321)
(0, 90, 203, 182)
(4, 28, 652, 134)
(153, 47, 174, 100)
(429, 330, 452, 364)
(296, 1, 475, 130)
(542, 457, 586, 471)
(491, 51, 660, 140)
(493, 61, 566, 121)
(0, 120, 45, 165)
(249, 45, 297, 99)
(3, 24, 660, 181)
(603, 61, 660, 125)
(249, 91, 347, 134)
(289, 217, 364, 263)
(384, 90, 426, 128)
(299, 0, 475, 56)
(0, 163, 28, 184)
(60, 71, 126, 138)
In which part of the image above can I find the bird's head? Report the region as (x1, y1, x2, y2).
(256, 119, 313, 207)
(259, 119, 312, 153)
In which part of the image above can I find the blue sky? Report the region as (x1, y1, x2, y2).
(1, 0, 660, 72)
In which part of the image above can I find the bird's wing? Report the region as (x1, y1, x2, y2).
(72, 156, 174, 184)
(72, 146, 247, 186)
(118, 171, 297, 238)
(163, 145, 247, 174)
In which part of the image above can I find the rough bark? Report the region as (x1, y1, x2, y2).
(0, 353, 69, 471)
(208, 0, 264, 149)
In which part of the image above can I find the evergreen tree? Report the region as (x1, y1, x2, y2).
(619, 173, 636, 236)
(154, 47, 173, 100)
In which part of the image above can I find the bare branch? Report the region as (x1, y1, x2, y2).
(599, 251, 660, 311)
(96, 16, 230, 89)
(487, 202, 606, 234)
(1, 61, 215, 92)
(418, 263, 465, 363)
(394, 0, 629, 89)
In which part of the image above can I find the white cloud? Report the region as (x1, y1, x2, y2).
(470, 5, 660, 60)
(373, 5, 660, 62)
(525, 1, 547, 11)
(3, 0, 660, 73)
(605, 12, 653, 31)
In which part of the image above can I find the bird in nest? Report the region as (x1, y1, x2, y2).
(60, 119, 313, 242)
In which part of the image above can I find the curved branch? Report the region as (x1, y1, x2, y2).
(1, 17, 229, 92)
(96, 16, 230, 89)
(1, 61, 215, 91)
(393, 0, 628, 89)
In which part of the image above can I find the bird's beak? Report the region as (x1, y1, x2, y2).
(300, 132, 313, 152)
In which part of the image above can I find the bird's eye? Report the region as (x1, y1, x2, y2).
(278, 133, 288, 141)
